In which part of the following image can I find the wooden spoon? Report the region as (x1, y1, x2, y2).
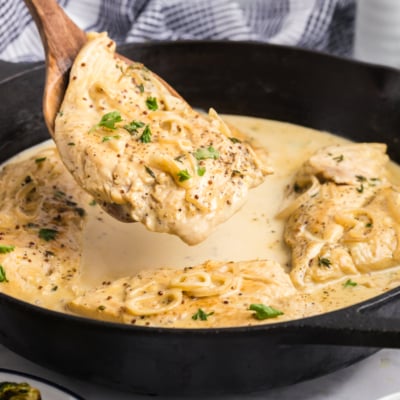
(23, 0, 180, 136)
(23, 0, 264, 242)
(23, 0, 86, 135)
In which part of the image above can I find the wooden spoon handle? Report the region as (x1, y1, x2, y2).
(23, 0, 87, 134)
(24, 0, 181, 134)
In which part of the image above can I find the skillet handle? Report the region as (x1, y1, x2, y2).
(279, 287, 400, 348)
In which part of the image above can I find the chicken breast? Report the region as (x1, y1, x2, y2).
(68, 259, 295, 327)
(54, 32, 270, 245)
(281, 143, 400, 288)
(0, 148, 90, 309)
(296, 142, 389, 185)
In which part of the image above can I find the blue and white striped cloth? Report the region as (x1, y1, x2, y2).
(0, 0, 355, 63)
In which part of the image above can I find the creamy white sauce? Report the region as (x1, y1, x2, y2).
(2, 116, 352, 287)
(81, 116, 352, 285)
(4, 115, 400, 326)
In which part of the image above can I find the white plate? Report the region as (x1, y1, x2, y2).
(0, 369, 84, 399)
(377, 393, 400, 400)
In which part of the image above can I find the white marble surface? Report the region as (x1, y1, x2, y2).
(1, 344, 400, 399)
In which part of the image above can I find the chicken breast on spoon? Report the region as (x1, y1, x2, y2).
(55, 33, 271, 245)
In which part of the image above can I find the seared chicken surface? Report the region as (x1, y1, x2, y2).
(54, 32, 270, 245)
(281, 143, 400, 288)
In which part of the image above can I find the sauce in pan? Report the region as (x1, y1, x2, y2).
(1, 115, 400, 327)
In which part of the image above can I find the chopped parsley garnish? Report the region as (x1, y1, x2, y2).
(0, 245, 15, 254)
(66, 199, 77, 206)
(194, 146, 220, 160)
(138, 83, 145, 93)
(68, 142, 76, 146)
(98, 305, 106, 311)
(124, 120, 145, 134)
(197, 166, 206, 176)
(356, 184, 364, 193)
(89, 199, 97, 206)
(175, 154, 185, 163)
(54, 190, 66, 199)
(93, 111, 123, 131)
(368, 177, 380, 187)
(366, 222, 373, 228)
(102, 135, 120, 142)
(145, 166, 156, 179)
(192, 308, 214, 321)
(0, 265, 8, 282)
(318, 257, 331, 267)
(52, 285, 58, 291)
(139, 125, 152, 143)
(333, 154, 344, 163)
(356, 175, 367, 182)
(35, 157, 46, 164)
(343, 279, 357, 287)
(232, 170, 243, 178)
(177, 169, 191, 182)
(145, 97, 158, 111)
(249, 304, 283, 320)
(229, 137, 241, 143)
(74, 207, 86, 217)
(115, 62, 123, 71)
(39, 228, 58, 241)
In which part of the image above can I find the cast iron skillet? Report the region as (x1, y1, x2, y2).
(1, 41, 400, 396)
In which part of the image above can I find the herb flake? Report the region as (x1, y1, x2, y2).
(146, 97, 158, 111)
(177, 169, 191, 182)
(93, 111, 123, 131)
(318, 257, 332, 267)
(0, 245, 15, 254)
(139, 125, 152, 143)
(343, 279, 357, 287)
(124, 120, 145, 134)
(0, 265, 8, 283)
(102, 135, 120, 142)
(333, 154, 344, 163)
(356, 184, 364, 193)
(39, 228, 58, 241)
(145, 166, 156, 179)
(194, 146, 220, 160)
(192, 308, 214, 321)
(197, 166, 206, 176)
(356, 175, 367, 182)
(249, 304, 283, 320)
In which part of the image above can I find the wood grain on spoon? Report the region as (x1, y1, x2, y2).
(23, 0, 86, 135)
(24, 0, 181, 136)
